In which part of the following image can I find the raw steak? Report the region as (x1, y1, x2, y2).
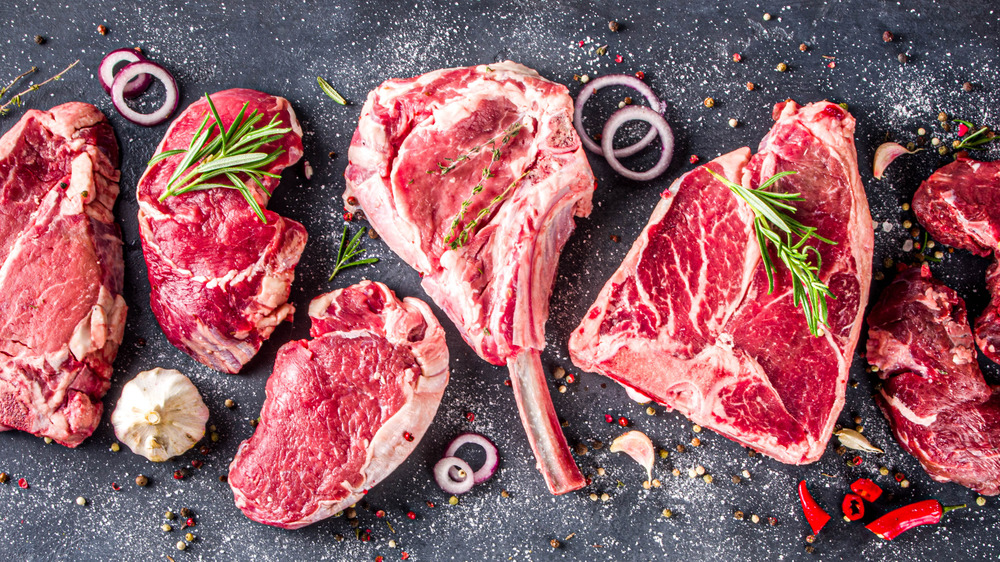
(0, 103, 126, 446)
(137, 89, 307, 373)
(344, 62, 593, 493)
(228, 281, 449, 528)
(912, 158, 1000, 363)
(570, 101, 872, 464)
(866, 265, 1000, 495)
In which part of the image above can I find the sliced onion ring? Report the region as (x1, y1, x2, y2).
(99, 48, 152, 99)
(444, 432, 499, 485)
(433, 456, 475, 495)
(601, 106, 674, 181)
(110, 61, 178, 126)
(574, 74, 663, 158)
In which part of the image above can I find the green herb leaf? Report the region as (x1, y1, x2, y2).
(707, 168, 837, 337)
(317, 76, 347, 105)
(329, 225, 379, 280)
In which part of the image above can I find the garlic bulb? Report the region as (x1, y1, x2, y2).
(111, 368, 209, 462)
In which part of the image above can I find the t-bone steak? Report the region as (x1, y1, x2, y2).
(866, 265, 1000, 495)
(912, 158, 1000, 364)
(137, 89, 307, 374)
(0, 103, 126, 446)
(344, 62, 594, 493)
(570, 101, 872, 464)
(228, 281, 449, 528)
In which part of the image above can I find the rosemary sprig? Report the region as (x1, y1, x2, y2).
(149, 93, 292, 223)
(328, 225, 378, 280)
(317, 76, 347, 105)
(707, 169, 837, 337)
(952, 119, 999, 151)
(0, 60, 79, 116)
(438, 120, 524, 249)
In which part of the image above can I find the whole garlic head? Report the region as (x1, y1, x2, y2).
(111, 368, 209, 462)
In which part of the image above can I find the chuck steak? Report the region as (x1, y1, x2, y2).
(866, 265, 1000, 495)
(912, 158, 1000, 363)
(137, 89, 307, 373)
(0, 103, 126, 446)
(570, 101, 872, 464)
(228, 281, 449, 529)
(344, 62, 593, 493)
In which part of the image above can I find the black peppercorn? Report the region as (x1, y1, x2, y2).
(34, 35, 45, 45)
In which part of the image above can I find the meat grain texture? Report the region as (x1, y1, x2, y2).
(136, 89, 307, 374)
(0, 103, 126, 447)
(228, 281, 449, 529)
(571, 100, 873, 464)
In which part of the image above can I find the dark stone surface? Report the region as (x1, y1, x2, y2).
(0, 1, 997, 560)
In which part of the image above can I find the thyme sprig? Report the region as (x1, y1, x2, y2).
(317, 76, 347, 105)
(953, 119, 999, 151)
(149, 93, 291, 223)
(0, 60, 79, 116)
(328, 225, 378, 280)
(438, 120, 524, 249)
(707, 169, 837, 337)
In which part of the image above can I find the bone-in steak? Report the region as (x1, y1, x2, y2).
(0, 103, 126, 446)
(228, 281, 448, 528)
(344, 62, 593, 493)
(570, 101, 872, 464)
(137, 89, 307, 373)
(867, 265, 1000, 495)
(912, 158, 1000, 363)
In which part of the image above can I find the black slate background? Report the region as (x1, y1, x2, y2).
(0, 1, 998, 560)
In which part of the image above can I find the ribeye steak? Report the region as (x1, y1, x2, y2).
(228, 281, 449, 528)
(344, 62, 594, 493)
(570, 101, 872, 464)
(137, 89, 307, 374)
(866, 265, 1000, 495)
(912, 158, 1000, 363)
(0, 103, 126, 446)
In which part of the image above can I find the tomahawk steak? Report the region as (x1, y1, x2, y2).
(867, 265, 1000, 495)
(228, 281, 449, 528)
(0, 102, 127, 446)
(137, 89, 307, 374)
(344, 62, 593, 493)
(912, 158, 1000, 363)
(570, 101, 872, 464)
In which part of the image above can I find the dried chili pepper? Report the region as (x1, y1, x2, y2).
(842, 493, 864, 522)
(797, 481, 831, 535)
(850, 478, 882, 502)
(866, 500, 966, 540)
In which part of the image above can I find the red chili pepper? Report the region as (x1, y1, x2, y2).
(618, 416, 629, 427)
(407, 511, 416, 520)
(343, 211, 354, 221)
(866, 500, 966, 540)
(604, 414, 614, 423)
(797, 481, 831, 535)
(689, 155, 700, 164)
(17, 478, 28, 489)
(401, 553, 410, 560)
(842, 493, 865, 522)
(850, 478, 883, 502)
(732, 53, 742, 62)
(614, 54, 623, 63)
(465, 411, 475, 422)
(957, 122, 970, 137)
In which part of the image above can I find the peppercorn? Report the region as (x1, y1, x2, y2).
(898, 53, 909, 63)
(691, 438, 701, 447)
(671, 468, 681, 477)
(742, 470, 751, 479)
(185, 533, 195, 542)
(732, 53, 742, 62)
(219, 474, 228, 483)
(704, 97, 715, 108)
(224, 399, 236, 409)
(574, 442, 589, 456)
(900, 479, 910, 488)
(34, 35, 45, 45)
(500, 490, 509, 498)
(407, 511, 416, 520)
(165, 510, 176, 520)
(799, 43, 808, 52)
(728, 118, 739, 128)
(805, 534, 816, 543)
(173, 470, 185, 480)
(550, 539, 561, 548)
(135, 475, 148, 487)
(768, 516, 778, 526)
(695, 465, 706, 476)
(763, 13, 772, 20)
(732, 475, 741, 484)
(618, 416, 629, 427)
(751, 514, 760, 523)
(608, 20, 620, 32)
(689, 155, 700, 164)
(600, 492, 610, 502)
(0, 472, 7, 483)
(703, 474, 713, 484)
(963, 82, 973, 92)
(659, 449, 669, 459)
(776, 62, 788, 72)
(623, 96, 633, 105)
(676, 444, 686, 453)
(805, 545, 815, 554)
(334, 534, 344, 542)
(662, 508, 673, 518)
(97, 25, 108, 35)
(162, 524, 173, 532)
(76, 496, 87, 506)
(403, 431, 414, 442)
(882, 31, 894, 42)
(110, 443, 120, 452)
(746, 82, 755, 91)
(589, 492, 599, 501)
(186, 517, 196, 527)
(977, 496, 987, 506)
(734, 510, 744, 520)
(448, 496, 459, 505)
(176, 541, 186, 551)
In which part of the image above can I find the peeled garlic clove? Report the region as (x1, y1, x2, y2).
(873, 142, 922, 179)
(111, 368, 209, 462)
(610, 429, 656, 481)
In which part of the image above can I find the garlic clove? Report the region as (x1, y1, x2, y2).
(111, 368, 209, 462)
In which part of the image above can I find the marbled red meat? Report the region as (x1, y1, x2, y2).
(866, 265, 1000, 495)
(0, 103, 126, 446)
(570, 101, 872, 464)
(344, 62, 593, 494)
(228, 281, 448, 528)
(136, 89, 307, 373)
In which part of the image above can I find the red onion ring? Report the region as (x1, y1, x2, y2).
(99, 48, 152, 99)
(110, 61, 178, 126)
(433, 456, 475, 495)
(574, 74, 663, 158)
(601, 106, 674, 181)
(444, 432, 499, 485)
